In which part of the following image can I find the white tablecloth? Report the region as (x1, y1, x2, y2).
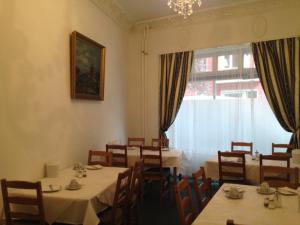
(205, 154, 300, 184)
(193, 184, 300, 225)
(111, 148, 184, 172)
(9, 166, 126, 225)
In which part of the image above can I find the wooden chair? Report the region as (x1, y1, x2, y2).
(88, 150, 112, 166)
(151, 138, 169, 148)
(192, 167, 212, 212)
(231, 141, 253, 155)
(99, 168, 132, 225)
(128, 137, 145, 148)
(106, 144, 128, 167)
(1, 179, 46, 225)
(272, 143, 294, 155)
(140, 146, 170, 205)
(260, 166, 299, 189)
(128, 159, 144, 225)
(174, 178, 196, 225)
(259, 154, 297, 188)
(218, 151, 246, 185)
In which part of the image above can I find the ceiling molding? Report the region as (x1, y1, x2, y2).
(132, 0, 300, 32)
(89, 0, 133, 30)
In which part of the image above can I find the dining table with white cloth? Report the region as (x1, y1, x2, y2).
(204, 154, 300, 184)
(112, 147, 184, 178)
(192, 183, 300, 225)
(6, 166, 127, 225)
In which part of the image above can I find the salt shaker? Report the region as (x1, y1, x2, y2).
(274, 189, 282, 208)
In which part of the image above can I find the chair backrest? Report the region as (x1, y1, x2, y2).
(140, 146, 162, 170)
(218, 151, 246, 184)
(151, 138, 169, 148)
(111, 168, 132, 225)
(260, 166, 299, 189)
(128, 137, 145, 147)
(192, 167, 211, 212)
(1, 179, 46, 225)
(88, 150, 112, 166)
(174, 178, 195, 225)
(106, 144, 128, 167)
(129, 159, 144, 208)
(259, 154, 295, 188)
(272, 143, 294, 155)
(231, 141, 253, 155)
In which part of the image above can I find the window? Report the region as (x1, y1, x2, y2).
(167, 44, 291, 175)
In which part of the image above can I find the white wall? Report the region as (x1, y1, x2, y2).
(127, 1, 300, 144)
(0, 0, 129, 181)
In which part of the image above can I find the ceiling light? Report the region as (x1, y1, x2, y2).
(167, 0, 202, 19)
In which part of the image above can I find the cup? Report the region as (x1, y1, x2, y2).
(229, 187, 240, 198)
(69, 179, 79, 188)
(260, 182, 270, 193)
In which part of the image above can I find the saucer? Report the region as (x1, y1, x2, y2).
(43, 185, 62, 193)
(256, 187, 276, 195)
(65, 184, 82, 190)
(223, 186, 244, 193)
(225, 192, 243, 199)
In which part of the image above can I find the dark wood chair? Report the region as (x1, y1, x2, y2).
(99, 168, 132, 225)
(260, 166, 299, 189)
(192, 167, 212, 212)
(140, 146, 170, 205)
(128, 159, 144, 225)
(259, 154, 297, 188)
(231, 141, 253, 155)
(1, 179, 46, 225)
(272, 143, 294, 155)
(151, 138, 169, 148)
(88, 150, 112, 166)
(218, 151, 246, 185)
(128, 137, 145, 148)
(174, 178, 196, 225)
(106, 144, 128, 167)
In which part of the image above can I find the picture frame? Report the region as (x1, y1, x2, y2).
(70, 31, 106, 100)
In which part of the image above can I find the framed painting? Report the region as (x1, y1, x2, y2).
(70, 31, 105, 100)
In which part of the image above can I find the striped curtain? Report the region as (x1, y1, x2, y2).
(252, 37, 300, 148)
(159, 51, 193, 138)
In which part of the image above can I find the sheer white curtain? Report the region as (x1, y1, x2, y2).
(167, 44, 291, 175)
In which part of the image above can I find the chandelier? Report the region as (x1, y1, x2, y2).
(167, 0, 202, 18)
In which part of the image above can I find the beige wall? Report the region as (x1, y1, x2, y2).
(0, 0, 129, 181)
(127, 1, 300, 144)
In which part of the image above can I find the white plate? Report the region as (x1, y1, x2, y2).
(278, 188, 297, 196)
(43, 185, 62, 193)
(65, 184, 82, 190)
(223, 186, 244, 193)
(86, 165, 102, 170)
(256, 187, 276, 195)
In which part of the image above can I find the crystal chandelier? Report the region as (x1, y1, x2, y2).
(167, 0, 202, 18)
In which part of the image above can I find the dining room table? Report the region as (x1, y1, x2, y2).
(192, 183, 300, 225)
(5, 165, 127, 225)
(204, 154, 300, 185)
(112, 146, 184, 181)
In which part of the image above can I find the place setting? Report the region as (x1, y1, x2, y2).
(223, 186, 245, 199)
(65, 179, 82, 191)
(42, 184, 62, 193)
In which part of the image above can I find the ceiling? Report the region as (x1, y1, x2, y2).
(114, 0, 259, 22)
